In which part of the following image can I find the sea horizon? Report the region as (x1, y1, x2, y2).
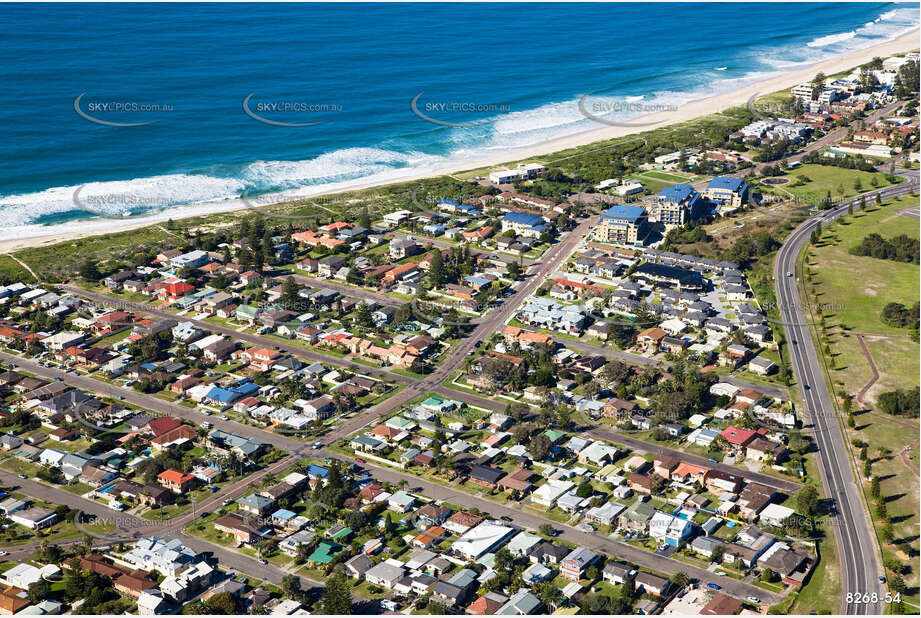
(0, 1, 917, 236)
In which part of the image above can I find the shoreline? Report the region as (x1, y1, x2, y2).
(2, 29, 918, 255)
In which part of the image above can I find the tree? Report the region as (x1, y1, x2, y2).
(711, 544, 725, 564)
(282, 574, 302, 600)
(358, 207, 371, 229)
(354, 301, 374, 328)
(796, 485, 820, 518)
(889, 574, 906, 594)
(576, 481, 593, 498)
(530, 434, 552, 462)
(876, 500, 888, 521)
(671, 571, 690, 588)
(79, 259, 101, 281)
(810, 72, 826, 100)
(321, 571, 352, 614)
(539, 523, 553, 537)
(761, 568, 775, 582)
(27, 581, 51, 604)
(280, 277, 300, 308)
(428, 250, 445, 287)
(870, 476, 881, 499)
(206, 591, 239, 614)
(506, 261, 522, 280)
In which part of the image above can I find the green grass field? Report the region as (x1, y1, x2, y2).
(804, 193, 920, 609)
(804, 195, 920, 396)
(767, 164, 900, 207)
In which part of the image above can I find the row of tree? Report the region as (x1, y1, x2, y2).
(850, 232, 920, 264)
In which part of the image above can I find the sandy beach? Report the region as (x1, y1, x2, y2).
(2, 29, 917, 255)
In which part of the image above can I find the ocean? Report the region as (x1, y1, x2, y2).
(0, 2, 917, 236)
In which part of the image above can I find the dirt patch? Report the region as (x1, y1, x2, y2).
(762, 177, 790, 185)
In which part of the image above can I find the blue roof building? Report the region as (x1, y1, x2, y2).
(706, 176, 743, 192)
(593, 205, 648, 246)
(653, 184, 703, 225)
(205, 387, 241, 405)
(231, 381, 260, 396)
(501, 212, 548, 238)
(601, 205, 646, 223)
(658, 183, 698, 203)
(703, 176, 749, 212)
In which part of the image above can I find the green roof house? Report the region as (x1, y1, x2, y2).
(309, 541, 345, 564)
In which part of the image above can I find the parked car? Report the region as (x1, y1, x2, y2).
(707, 583, 721, 590)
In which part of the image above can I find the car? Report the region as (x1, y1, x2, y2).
(258, 558, 268, 565)
(803, 383, 810, 389)
(354, 457, 366, 464)
(707, 583, 721, 590)
(17, 474, 27, 480)
(313, 442, 323, 449)
(747, 596, 760, 603)
(380, 600, 399, 611)
(222, 499, 233, 506)
(0, 551, 7, 557)
(219, 415, 228, 421)
(786, 272, 793, 277)
(198, 511, 210, 518)
(500, 515, 513, 522)
(879, 575, 886, 583)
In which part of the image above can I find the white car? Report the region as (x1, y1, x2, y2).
(0, 551, 7, 557)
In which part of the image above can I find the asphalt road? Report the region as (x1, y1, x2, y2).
(562, 337, 790, 400)
(60, 284, 417, 387)
(366, 464, 782, 604)
(773, 169, 918, 615)
(0, 469, 326, 592)
(582, 425, 801, 494)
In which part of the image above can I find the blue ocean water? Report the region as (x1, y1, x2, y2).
(0, 2, 916, 232)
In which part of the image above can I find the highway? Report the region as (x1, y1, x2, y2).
(772, 168, 918, 615)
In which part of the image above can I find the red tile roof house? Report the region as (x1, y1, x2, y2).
(719, 425, 768, 454)
(158, 281, 196, 301)
(146, 416, 183, 437)
(359, 483, 385, 504)
(443, 511, 484, 536)
(497, 467, 536, 494)
(150, 424, 199, 451)
(243, 347, 283, 372)
(157, 469, 197, 493)
(635, 327, 667, 353)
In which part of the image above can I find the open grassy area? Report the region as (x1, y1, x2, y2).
(762, 164, 901, 206)
(802, 195, 919, 402)
(789, 536, 841, 615)
(803, 193, 920, 609)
